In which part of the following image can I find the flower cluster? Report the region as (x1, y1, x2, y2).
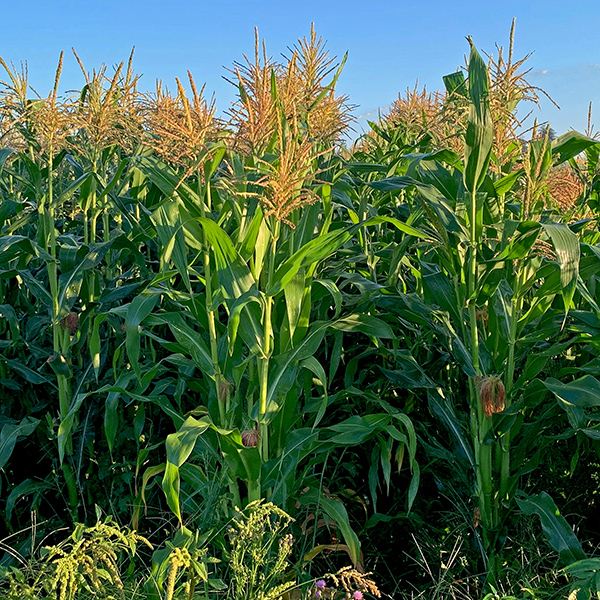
(310, 568, 379, 599)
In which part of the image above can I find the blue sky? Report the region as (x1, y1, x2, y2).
(1, 0, 598, 138)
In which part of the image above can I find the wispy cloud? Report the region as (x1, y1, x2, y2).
(355, 105, 392, 120)
(529, 63, 600, 79)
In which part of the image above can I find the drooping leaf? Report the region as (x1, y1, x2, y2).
(3, 358, 51, 385)
(332, 314, 395, 339)
(517, 492, 586, 564)
(299, 487, 362, 569)
(541, 222, 580, 312)
(0, 417, 40, 471)
(552, 131, 599, 164)
(6, 478, 52, 521)
(544, 376, 600, 408)
(163, 416, 212, 521)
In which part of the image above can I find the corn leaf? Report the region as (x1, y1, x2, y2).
(517, 492, 586, 564)
(0, 417, 40, 470)
(464, 41, 493, 193)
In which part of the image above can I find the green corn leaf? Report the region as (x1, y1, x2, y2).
(268, 321, 330, 406)
(262, 428, 320, 500)
(413, 159, 459, 201)
(46, 353, 71, 378)
(58, 241, 113, 309)
(104, 372, 137, 452)
(98, 281, 144, 305)
(585, 141, 600, 178)
(528, 138, 552, 180)
(238, 206, 264, 261)
(284, 269, 305, 343)
(0, 199, 20, 227)
(0, 417, 40, 471)
(163, 416, 261, 521)
(463, 41, 494, 193)
(541, 222, 580, 313)
(301, 356, 328, 429)
(0, 147, 15, 172)
(96, 157, 129, 203)
(327, 415, 379, 445)
(495, 221, 541, 261)
(5, 478, 52, 521)
(514, 340, 573, 390)
(391, 412, 418, 466)
(517, 492, 586, 564)
(3, 357, 51, 385)
(315, 279, 342, 319)
(552, 131, 599, 164)
(227, 291, 263, 354)
(155, 313, 214, 374)
(422, 268, 462, 323)
(125, 291, 160, 381)
(370, 177, 464, 241)
(16, 270, 53, 307)
(270, 216, 428, 297)
(139, 463, 166, 510)
(494, 169, 523, 196)
(407, 461, 420, 513)
(198, 218, 255, 300)
(332, 314, 395, 339)
(0, 235, 54, 263)
(428, 390, 475, 469)
(367, 176, 416, 193)
(132, 155, 203, 213)
(269, 228, 354, 296)
(544, 375, 600, 408)
(97, 384, 183, 427)
(379, 437, 393, 494)
(58, 393, 86, 463)
(163, 416, 212, 522)
(152, 203, 190, 289)
(0, 304, 19, 342)
(443, 70, 468, 98)
(55, 172, 90, 208)
(299, 487, 362, 569)
(361, 215, 430, 239)
(380, 354, 436, 390)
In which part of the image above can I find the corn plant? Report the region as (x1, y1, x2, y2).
(0, 28, 421, 569)
(128, 67, 421, 567)
(348, 36, 600, 584)
(1, 23, 599, 598)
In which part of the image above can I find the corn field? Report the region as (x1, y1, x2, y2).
(1, 23, 600, 600)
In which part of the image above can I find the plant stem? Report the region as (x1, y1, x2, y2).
(45, 145, 77, 511)
(467, 188, 496, 556)
(499, 265, 524, 503)
(468, 189, 480, 376)
(47, 148, 70, 425)
(258, 218, 280, 464)
(197, 174, 224, 426)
